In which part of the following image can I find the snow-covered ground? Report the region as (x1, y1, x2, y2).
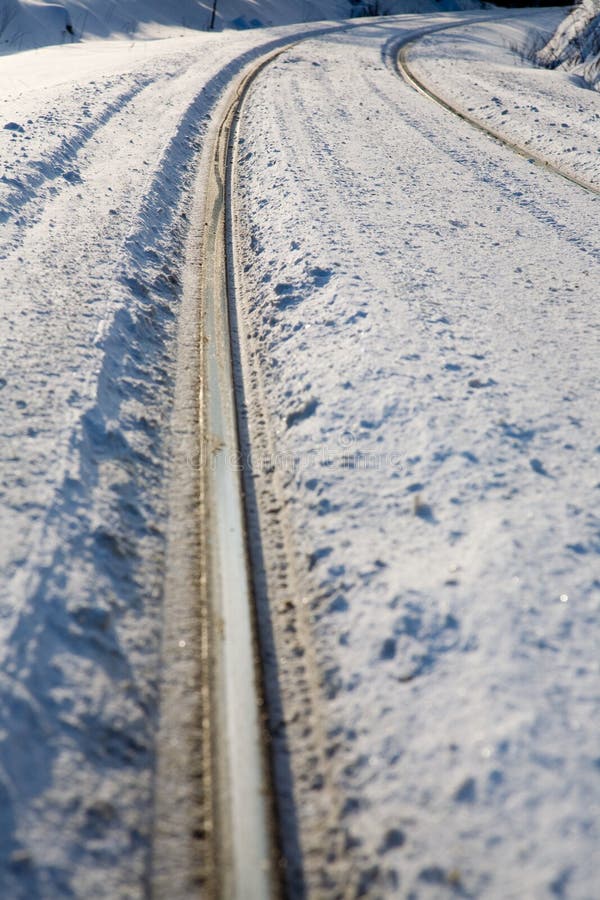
(537, 0, 600, 92)
(0, 0, 482, 51)
(406, 10, 600, 188)
(234, 12, 600, 898)
(0, 14, 359, 897)
(0, 0, 351, 49)
(0, 0, 599, 897)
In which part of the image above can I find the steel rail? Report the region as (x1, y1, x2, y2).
(204, 121, 277, 891)
(394, 29, 600, 198)
(153, 29, 347, 898)
(200, 47, 297, 900)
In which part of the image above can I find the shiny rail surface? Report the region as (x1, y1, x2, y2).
(200, 47, 294, 900)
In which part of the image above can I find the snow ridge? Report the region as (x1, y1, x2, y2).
(537, 0, 600, 91)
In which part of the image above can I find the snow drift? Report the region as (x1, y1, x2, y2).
(0, 0, 73, 52)
(0, 0, 484, 52)
(0, 0, 350, 49)
(537, 0, 600, 90)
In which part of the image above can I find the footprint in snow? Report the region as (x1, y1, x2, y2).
(530, 458, 552, 477)
(468, 377, 496, 389)
(286, 397, 319, 428)
(309, 266, 333, 286)
(274, 283, 303, 311)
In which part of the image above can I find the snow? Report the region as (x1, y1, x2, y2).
(351, 0, 484, 16)
(0, 0, 351, 49)
(234, 13, 600, 897)
(0, 0, 485, 52)
(0, 1, 72, 50)
(0, 0, 599, 896)
(406, 11, 600, 189)
(0, 14, 354, 896)
(537, 0, 600, 92)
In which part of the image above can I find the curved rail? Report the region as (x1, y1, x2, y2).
(199, 45, 301, 900)
(153, 33, 343, 900)
(395, 32, 600, 198)
(157, 16, 600, 900)
(210, 22, 599, 896)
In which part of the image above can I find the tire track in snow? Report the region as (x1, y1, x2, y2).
(0, 61, 202, 260)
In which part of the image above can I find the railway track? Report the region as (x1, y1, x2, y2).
(393, 28, 600, 198)
(152, 36, 343, 900)
(154, 16, 598, 900)
(149, 43, 300, 900)
(198, 49, 284, 900)
(191, 30, 370, 900)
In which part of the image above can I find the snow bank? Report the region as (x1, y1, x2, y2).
(0, 0, 73, 52)
(0, 0, 484, 53)
(0, 0, 349, 51)
(537, 0, 600, 90)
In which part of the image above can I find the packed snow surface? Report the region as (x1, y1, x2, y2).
(0, 1, 599, 898)
(406, 10, 600, 188)
(234, 12, 600, 898)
